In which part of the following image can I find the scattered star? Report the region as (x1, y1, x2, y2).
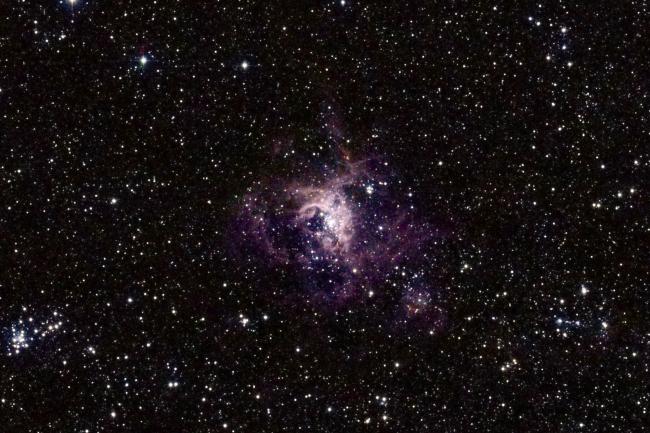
(2, 2, 645, 432)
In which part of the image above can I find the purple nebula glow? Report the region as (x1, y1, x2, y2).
(232, 156, 443, 317)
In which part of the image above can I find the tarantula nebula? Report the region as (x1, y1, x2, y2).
(234, 158, 431, 304)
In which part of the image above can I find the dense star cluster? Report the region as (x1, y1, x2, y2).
(0, 1, 648, 432)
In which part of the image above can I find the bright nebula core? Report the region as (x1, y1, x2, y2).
(234, 156, 442, 318)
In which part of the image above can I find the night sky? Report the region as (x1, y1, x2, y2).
(1, 1, 648, 432)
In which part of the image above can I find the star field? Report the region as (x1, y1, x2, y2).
(1, 1, 648, 432)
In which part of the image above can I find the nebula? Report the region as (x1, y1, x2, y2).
(233, 156, 442, 320)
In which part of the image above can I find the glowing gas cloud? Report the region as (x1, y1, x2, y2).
(232, 156, 445, 329)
